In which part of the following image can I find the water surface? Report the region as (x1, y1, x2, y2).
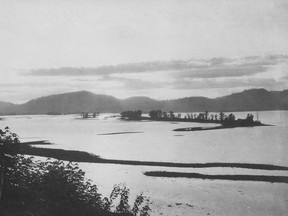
(1, 111, 288, 216)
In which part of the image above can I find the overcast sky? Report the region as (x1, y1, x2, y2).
(1, 0, 288, 103)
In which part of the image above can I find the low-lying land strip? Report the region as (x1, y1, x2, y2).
(98, 131, 143, 135)
(144, 171, 288, 184)
(16, 142, 288, 171)
(122, 111, 271, 132)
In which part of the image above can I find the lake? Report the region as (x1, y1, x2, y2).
(1, 111, 288, 216)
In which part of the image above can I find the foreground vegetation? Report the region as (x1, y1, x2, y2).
(0, 127, 151, 216)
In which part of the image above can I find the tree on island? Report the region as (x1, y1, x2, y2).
(219, 112, 225, 122)
(228, 113, 236, 122)
(204, 111, 209, 120)
(210, 114, 214, 120)
(169, 111, 175, 119)
(190, 114, 194, 119)
(121, 110, 143, 120)
(148, 110, 162, 119)
(246, 114, 254, 122)
(162, 112, 167, 119)
(197, 113, 205, 120)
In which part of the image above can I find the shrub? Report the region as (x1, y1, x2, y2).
(0, 128, 151, 216)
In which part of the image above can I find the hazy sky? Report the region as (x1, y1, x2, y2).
(1, 0, 288, 103)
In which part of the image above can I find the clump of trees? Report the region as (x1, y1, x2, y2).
(245, 114, 254, 122)
(222, 113, 236, 122)
(148, 110, 162, 119)
(183, 111, 220, 122)
(120, 110, 143, 120)
(218, 113, 258, 127)
(0, 127, 151, 216)
(147, 110, 258, 126)
(120, 109, 259, 127)
(148, 110, 177, 119)
(184, 112, 255, 123)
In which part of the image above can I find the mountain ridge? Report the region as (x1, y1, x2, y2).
(0, 88, 288, 115)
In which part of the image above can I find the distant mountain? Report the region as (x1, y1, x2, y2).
(0, 101, 16, 114)
(1, 91, 122, 115)
(163, 97, 217, 112)
(215, 89, 288, 111)
(120, 97, 164, 112)
(0, 88, 288, 115)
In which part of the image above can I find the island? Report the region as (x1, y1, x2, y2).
(120, 110, 270, 131)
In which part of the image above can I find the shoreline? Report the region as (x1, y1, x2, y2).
(144, 171, 288, 184)
(173, 123, 272, 132)
(123, 116, 273, 132)
(16, 142, 288, 171)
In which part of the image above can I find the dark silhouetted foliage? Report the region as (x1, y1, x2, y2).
(0, 128, 151, 216)
(148, 110, 162, 119)
(121, 110, 143, 120)
(0, 127, 20, 202)
(219, 112, 225, 122)
(246, 114, 254, 122)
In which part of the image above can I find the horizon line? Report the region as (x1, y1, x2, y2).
(2, 87, 287, 105)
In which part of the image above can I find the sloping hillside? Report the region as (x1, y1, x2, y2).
(215, 89, 287, 111)
(0, 101, 16, 115)
(120, 97, 164, 112)
(12, 91, 122, 114)
(163, 97, 217, 112)
(0, 88, 288, 115)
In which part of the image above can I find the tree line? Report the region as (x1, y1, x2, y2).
(120, 109, 257, 124)
(120, 110, 143, 120)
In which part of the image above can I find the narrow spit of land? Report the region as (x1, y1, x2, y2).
(144, 171, 288, 184)
(173, 125, 270, 132)
(138, 116, 271, 132)
(98, 131, 143, 135)
(16, 141, 288, 171)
